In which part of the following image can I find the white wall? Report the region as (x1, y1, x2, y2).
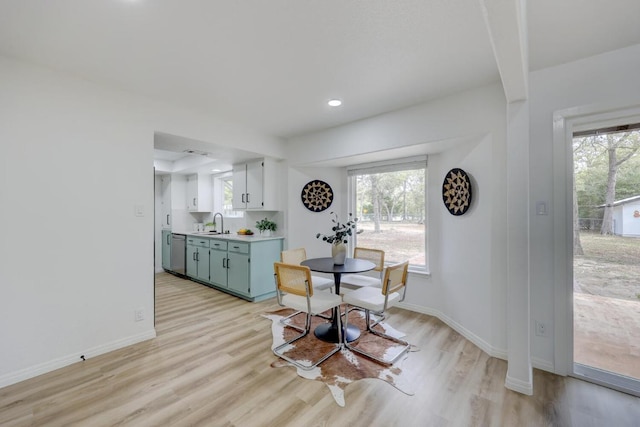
(620, 203, 640, 237)
(0, 55, 285, 387)
(529, 43, 640, 373)
(285, 166, 346, 259)
(286, 83, 509, 358)
(8, 39, 638, 390)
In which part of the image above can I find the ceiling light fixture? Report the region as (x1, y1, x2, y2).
(328, 99, 342, 107)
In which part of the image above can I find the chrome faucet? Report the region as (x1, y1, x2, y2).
(213, 212, 224, 234)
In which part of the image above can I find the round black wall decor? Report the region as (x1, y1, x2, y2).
(301, 180, 334, 212)
(442, 168, 472, 216)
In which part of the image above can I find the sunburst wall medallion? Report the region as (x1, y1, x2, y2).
(301, 180, 334, 212)
(442, 168, 472, 216)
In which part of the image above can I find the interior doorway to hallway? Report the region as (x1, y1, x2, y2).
(572, 124, 640, 396)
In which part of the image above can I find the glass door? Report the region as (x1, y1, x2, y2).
(572, 125, 640, 396)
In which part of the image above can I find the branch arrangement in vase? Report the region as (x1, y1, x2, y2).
(315, 212, 361, 245)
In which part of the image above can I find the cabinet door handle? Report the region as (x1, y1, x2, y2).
(246, 193, 250, 203)
(241, 193, 245, 203)
(166, 234, 170, 245)
(226, 258, 230, 269)
(193, 252, 196, 261)
(166, 214, 170, 225)
(193, 197, 197, 206)
(222, 258, 226, 268)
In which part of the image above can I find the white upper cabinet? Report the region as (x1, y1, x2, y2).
(186, 174, 213, 212)
(232, 163, 248, 209)
(160, 175, 171, 228)
(232, 158, 278, 210)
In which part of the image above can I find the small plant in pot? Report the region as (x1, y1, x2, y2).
(255, 218, 277, 236)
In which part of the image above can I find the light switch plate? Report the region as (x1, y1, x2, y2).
(536, 201, 548, 215)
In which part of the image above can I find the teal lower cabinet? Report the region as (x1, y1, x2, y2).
(207, 237, 283, 301)
(227, 242, 250, 296)
(186, 237, 210, 283)
(209, 239, 228, 288)
(161, 230, 171, 271)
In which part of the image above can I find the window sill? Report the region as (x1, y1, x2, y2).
(408, 267, 431, 278)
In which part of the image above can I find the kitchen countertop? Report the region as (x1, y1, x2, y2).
(180, 231, 284, 242)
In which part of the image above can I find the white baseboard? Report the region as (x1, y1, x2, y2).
(505, 373, 533, 395)
(397, 301, 508, 360)
(0, 329, 156, 389)
(531, 356, 555, 373)
(398, 302, 549, 395)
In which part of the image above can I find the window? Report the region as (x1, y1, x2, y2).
(215, 174, 244, 218)
(348, 157, 427, 270)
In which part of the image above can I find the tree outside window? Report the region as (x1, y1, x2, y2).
(350, 162, 427, 268)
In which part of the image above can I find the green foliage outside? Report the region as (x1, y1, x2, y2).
(574, 130, 640, 221)
(355, 169, 425, 223)
(354, 168, 426, 266)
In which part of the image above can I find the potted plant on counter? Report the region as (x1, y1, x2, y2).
(256, 218, 277, 236)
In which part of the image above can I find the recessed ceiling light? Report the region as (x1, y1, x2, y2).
(328, 99, 342, 107)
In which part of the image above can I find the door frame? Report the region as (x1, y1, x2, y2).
(553, 101, 640, 394)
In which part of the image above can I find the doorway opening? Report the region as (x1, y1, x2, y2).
(572, 123, 640, 396)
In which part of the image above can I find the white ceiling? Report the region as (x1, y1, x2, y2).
(1, 1, 638, 147)
(153, 131, 263, 174)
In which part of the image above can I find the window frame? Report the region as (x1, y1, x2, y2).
(347, 156, 428, 273)
(213, 172, 244, 218)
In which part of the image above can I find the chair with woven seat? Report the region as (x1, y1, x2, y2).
(340, 247, 385, 291)
(279, 248, 335, 325)
(272, 262, 343, 370)
(343, 261, 410, 365)
(281, 248, 334, 293)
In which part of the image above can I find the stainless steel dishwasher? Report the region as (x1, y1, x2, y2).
(170, 233, 186, 275)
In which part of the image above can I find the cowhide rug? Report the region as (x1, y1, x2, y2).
(263, 307, 415, 407)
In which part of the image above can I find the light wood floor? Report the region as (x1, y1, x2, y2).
(1, 273, 639, 426)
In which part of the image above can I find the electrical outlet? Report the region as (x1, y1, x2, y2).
(135, 308, 145, 322)
(535, 320, 547, 337)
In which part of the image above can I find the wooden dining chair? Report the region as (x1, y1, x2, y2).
(281, 248, 334, 292)
(342, 261, 410, 365)
(280, 248, 334, 325)
(340, 247, 385, 291)
(272, 262, 344, 370)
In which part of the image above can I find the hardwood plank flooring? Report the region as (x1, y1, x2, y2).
(1, 272, 639, 426)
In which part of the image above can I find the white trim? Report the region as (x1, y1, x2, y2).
(531, 356, 555, 373)
(348, 160, 429, 270)
(407, 269, 431, 278)
(396, 303, 554, 374)
(346, 156, 427, 176)
(397, 302, 508, 361)
(553, 101, 640, 377)
(505, 373, 533, 395)
(398, 303, 554, 375)
(0, 329, 156, 389)
(574, 364, 640, 397)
